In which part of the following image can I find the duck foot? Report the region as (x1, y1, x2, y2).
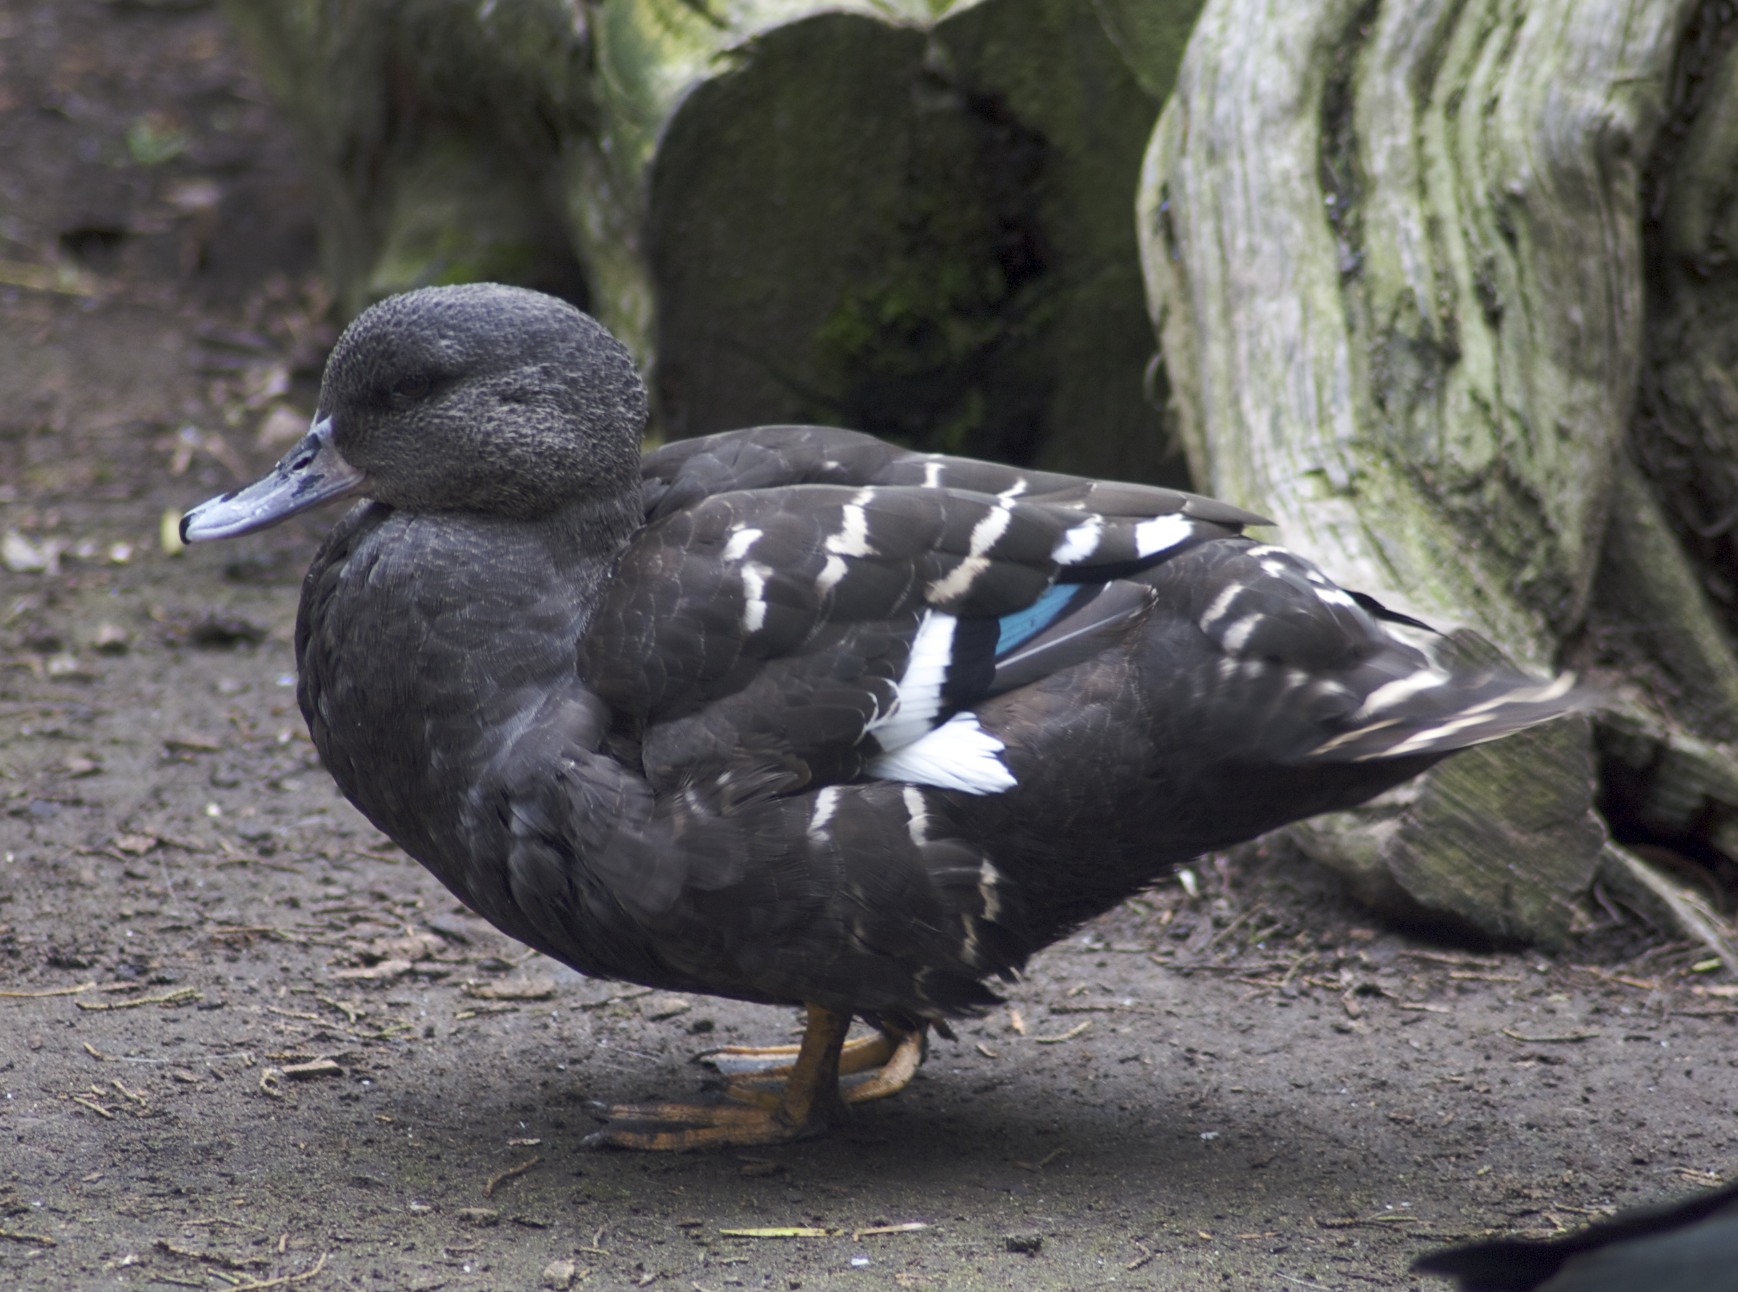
(583, 1004, 926, 1150)
(703, 1019, 927, 1103)
(581, 1096, 829, 1150)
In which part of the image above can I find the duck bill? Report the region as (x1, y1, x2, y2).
(180, 416, 365, 542)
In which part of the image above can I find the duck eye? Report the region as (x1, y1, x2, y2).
(388, 372, 433, 406)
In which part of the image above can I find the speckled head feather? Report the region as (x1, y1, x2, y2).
(317, 283, 648, 521)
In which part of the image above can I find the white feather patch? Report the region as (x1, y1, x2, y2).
(807, 786, 840, 839)
(927, 555, 990, 605)
(926, 502, 1014, 602)
(815, 552, 848, 596)
(1134, 513, 1193, 556)
(1379, 714, 1490, 757)
(1353, 669, 1451, 718)
(1299, 565, 1359, 609)
(969, 502, 1015, 551)
(1219, 614, 1263, 655)
(825, 489, 877, 557)
(1051, 515, 1103, 565)
(902, 785, 931, 845)
(978, 859, 1004, 921)
(868, 611, 957, 749)
(1198, 584, 1243, 630)
(1456, 673, 1576, 713)
(722, 526, 762, 562)
(869, 711, 1018, 795)
(740, 560, 771, 633)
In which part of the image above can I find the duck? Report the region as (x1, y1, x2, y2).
(181, 283, 1581, 1149)
(1413, 1175, 1738, 1291)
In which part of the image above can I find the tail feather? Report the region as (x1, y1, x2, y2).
(1309, 670, 1588, 763)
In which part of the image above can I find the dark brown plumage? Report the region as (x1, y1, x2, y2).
(182, 284, 1582, 1148)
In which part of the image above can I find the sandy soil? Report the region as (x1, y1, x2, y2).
(3, 3, 1737, 1289)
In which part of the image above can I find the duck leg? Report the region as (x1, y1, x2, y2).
(835, 1021, 925, 1102)
(584, 1003, 857, 1150)
(703, 1019, 928, 1103)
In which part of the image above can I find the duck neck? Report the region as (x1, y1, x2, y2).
(540, 485, 644, 568)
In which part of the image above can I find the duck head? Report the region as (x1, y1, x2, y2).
(181, 284, 648, 541)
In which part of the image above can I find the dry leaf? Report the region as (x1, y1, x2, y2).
(463, 975, 557, 1001)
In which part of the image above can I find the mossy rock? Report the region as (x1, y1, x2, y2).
(647, 0, 1199, 479)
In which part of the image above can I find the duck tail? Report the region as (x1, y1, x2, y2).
(1307, 669, 1590, 764)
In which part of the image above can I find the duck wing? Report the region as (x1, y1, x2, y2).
(584, 468, 1251, 802)
(641, 424, 1266, 532)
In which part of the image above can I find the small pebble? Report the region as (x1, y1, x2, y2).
(3, 530, 61, 574)
(540, 1258, 578, 1289)
(45, 654, 94, 680)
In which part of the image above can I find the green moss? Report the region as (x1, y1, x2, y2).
(650, 1, 1181, 480)
(361, 132, 587, 309)
(124, 114, 190, 167)
(809, 127, 1056, 458)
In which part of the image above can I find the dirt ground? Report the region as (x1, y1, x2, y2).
(3, 3, 1737, 1289)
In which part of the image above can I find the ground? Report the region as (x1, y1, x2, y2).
(2, 3, 1736, 1289)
